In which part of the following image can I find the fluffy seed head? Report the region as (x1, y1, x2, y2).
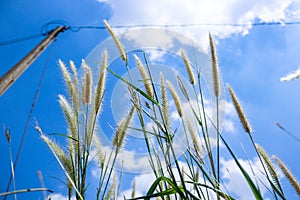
(113, 106, 135, 149)
(134, 54, 153, 98)
(58, 60, 77, 103)
(95, 50, 108, 114)
(180, 49, 195, 85)
(256, 144, 281, 189)
(103, 19, 127, 62)
(166, 80, 183, 118)
(4, 126, 11, 143)
(160, 73, 171, 130)
(131, 180, 136, 198)
(227, 84, 251, 134)
(81, 60, 93, 105)
(209, 33, 220, 98)
(274, 155, 300, 196)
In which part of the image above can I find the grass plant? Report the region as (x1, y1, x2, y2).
(9, 20, 298, 200)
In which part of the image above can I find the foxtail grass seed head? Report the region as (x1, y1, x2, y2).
(41, 134, 73, 176)
(256, 144, 280, 187)
(69, 60, 77, 79)
(69, 60, 79, 108)
(4, 126, 11, 143)
(227, 84, 252, 134)
(93, 134, 104, 165)
(180, 49, 195, 85)
(209, 33, 220, 98)
(59, 94, 77, 137)
(131, 180, 136, 198)
(81, 60, 93, 105)
(160, 73, 171, 130)
(195, 170, 200, 182)
(274, 155, 300, 196)
(103, 19, 127, 62)
(134, 54, 153, 98)
(113, 119, 126, 148)
(95, 50, 108, 113)
(113, 106, 135, 149)
(177, 75, 190, 101)
(58, 60, 75, 98)
(187, 120, 200, 154)
(166, 80, 183, 118)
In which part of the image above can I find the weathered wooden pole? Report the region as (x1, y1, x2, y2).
(0, 26, 66, 96)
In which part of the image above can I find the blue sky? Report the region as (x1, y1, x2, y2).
(1, 0, 300, 199)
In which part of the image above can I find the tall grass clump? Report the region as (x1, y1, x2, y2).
(37, 49, 135, 199)
(38, 20, 300, 200)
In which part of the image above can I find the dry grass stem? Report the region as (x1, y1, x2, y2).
(180, 49, 195, 85)
(103, 19, 127, 62)
(209, 33, 220, 98)
(134, 54, 153, 98)
(227, 84, 251, 134)
(166, 80, 183, 118)
(274, 156, 300, 197)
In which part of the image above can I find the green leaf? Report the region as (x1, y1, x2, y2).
(107, 68, 159, 105)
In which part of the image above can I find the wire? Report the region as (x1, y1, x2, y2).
(0, 34, 45, 46)
(1, 20, 300, 46)
(3, 37, 57, 198)
(0, 20, 69, 46)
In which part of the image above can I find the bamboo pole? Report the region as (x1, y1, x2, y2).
(0, 25, 66, 96)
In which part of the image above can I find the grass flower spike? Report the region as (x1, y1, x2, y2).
(134, 54, 153, 98)
(81, 60, 93, 105)
(209, 33, 220, 98)
(274, 156, 300, 197)
(227, 84, 252, 134)
(166, 80, 183, 118)
(103, 19, 127, 62)
(180, 49, 195, 85)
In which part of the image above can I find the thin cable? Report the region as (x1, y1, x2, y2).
(2, 20, 300, 46)
(0, 33, 45, 46)
(0, 20, 69, 46)
(69, 21, 300, 30)
(4, 38, 56, 199)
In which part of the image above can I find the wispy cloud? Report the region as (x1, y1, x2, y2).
(98, 0, 297, 49)
(48, 193, 76, 200)
(280, 67, 300, 81)
(220, 157, 283, 199)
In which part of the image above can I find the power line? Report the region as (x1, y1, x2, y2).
(1, 20, 300, 46)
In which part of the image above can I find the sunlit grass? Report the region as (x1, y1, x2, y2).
(2, 20, 300, 200)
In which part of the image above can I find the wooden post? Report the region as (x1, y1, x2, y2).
(0, 26, 66, 96)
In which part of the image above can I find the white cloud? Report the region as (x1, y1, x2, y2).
(98, 0, 297, 49)
(220, 157, 277, 199)
(280, 67, 300, 81)
(118, 172, 156, 199)
(48, 193, 76, 200)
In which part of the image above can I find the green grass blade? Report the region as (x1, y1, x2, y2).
(128, 176, 185, 200)
(107, 68, 159, 105)
(220, 134, 263, 200)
